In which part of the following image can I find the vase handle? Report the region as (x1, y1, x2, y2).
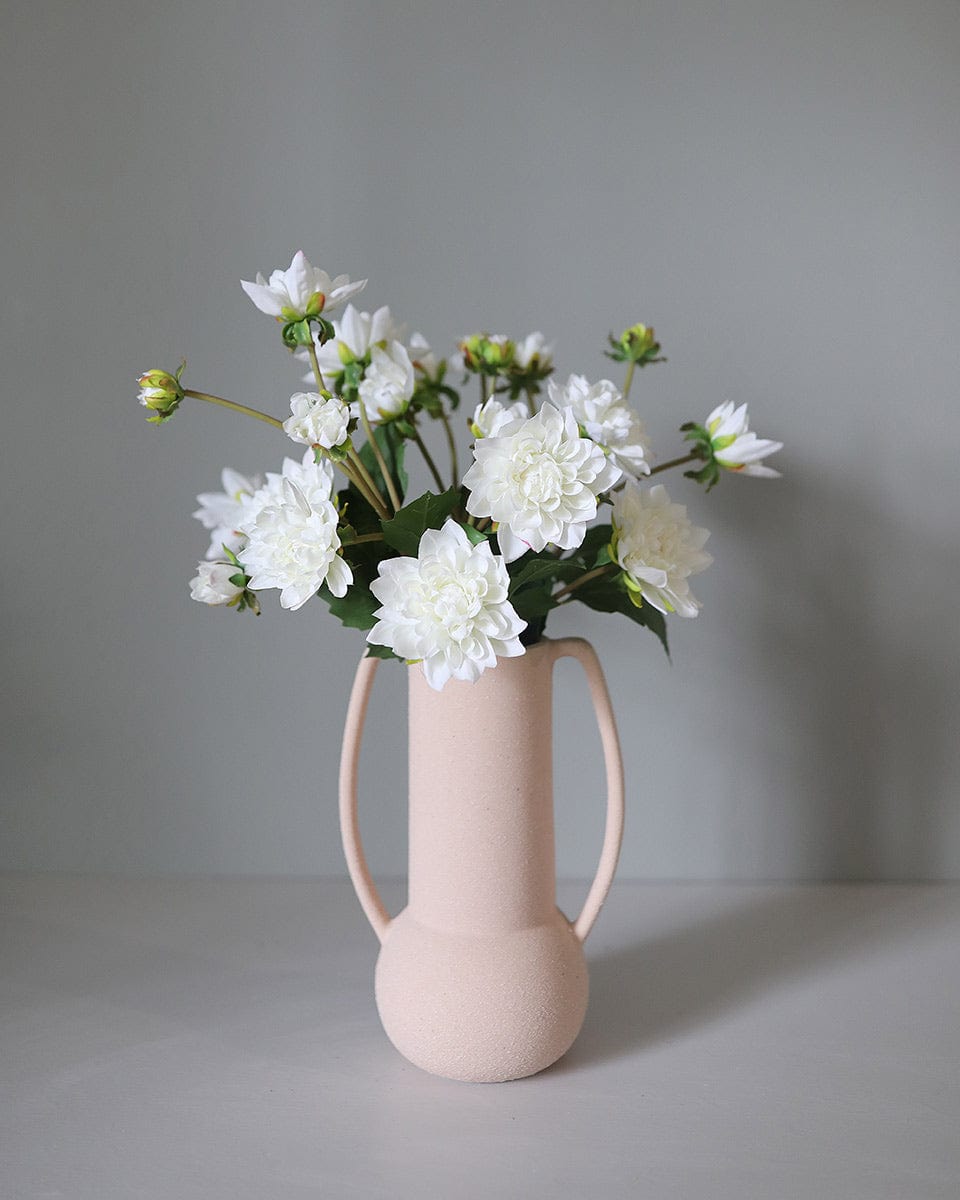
(550, 638, 625, 943)
(338, 653, 392, 943)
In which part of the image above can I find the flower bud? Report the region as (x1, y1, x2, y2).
(138, 363, 185, 424)
(606, 324, 664, 366)
(459, 334, 516, 375)
(189, 561, 245, 606)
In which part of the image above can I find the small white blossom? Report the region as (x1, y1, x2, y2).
(471, 397, 528, 439)
(357, 339, 415, 422)
(367, 520, 526, 690)
(514, 331, 553, 371)
(241, 251, 366, 320)
(548, 374, 652, 478)
(283, 392, 351, 449)
(706, 401, 782, 477)
(463, 403, 622, 562)
(612, 483, 712, 618)
(193, 468, 263, 560)
(307, 304, 403, 385)
(239, 478, 351, 611)
(189, 561, 244, 606)
(407, 331, 439, 376)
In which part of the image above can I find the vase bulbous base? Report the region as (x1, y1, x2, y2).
(374, 907, 589, 1083)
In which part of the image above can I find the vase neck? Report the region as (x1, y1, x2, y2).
(406, 643, 557, 934)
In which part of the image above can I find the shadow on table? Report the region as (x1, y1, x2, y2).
(556, 884, 954, 1072)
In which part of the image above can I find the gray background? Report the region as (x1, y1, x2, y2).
(2, 0, 958, 881)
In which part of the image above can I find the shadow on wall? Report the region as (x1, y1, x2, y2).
(709, 464, 960, 881)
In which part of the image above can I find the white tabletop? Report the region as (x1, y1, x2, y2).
(2, 876, 958, 1199)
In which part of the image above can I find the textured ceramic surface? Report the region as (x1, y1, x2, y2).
(339, 637, 624, 1082)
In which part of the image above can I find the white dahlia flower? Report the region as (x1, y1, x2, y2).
(463, 402, 622, 562)
(308, 303, 403, 385)
(548, 374, 652, 478)
(193, 468, 263, 560)
(611, 483, 712, 618)
(471, 397, 528, 439)
(238, 450, 335, 532)
(241, 251, 366, 320)
(357, 339, 415, 422)
(367, 520, 526, 690)
(706, 401, 782, 477)
(189, 561, 244, 606)
(283, 392, 351, 449)
(514, 331, 553, 371)
(239, 478, 351, 611)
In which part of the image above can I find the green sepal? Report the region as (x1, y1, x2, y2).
(461, 523, 489, 546)
(227, 573, 247, 589)
(380, 488, 462, 556)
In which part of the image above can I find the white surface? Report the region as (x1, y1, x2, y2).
(2, 877, 959, 1198)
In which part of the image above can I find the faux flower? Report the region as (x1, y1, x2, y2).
(356, 340, 415, 422)
(514, 331, 553, 372)
(138, 364, 184, 424)
(606, 323, 664, 365)
(239, 477, 351, 611)
(611, 483, 712, 618)
(408, 331, 439, 377)
(189, 561, 245, 606)
(241, 251, 366, 321)
(193, 467, 264, 560)
(704, 401, 782, 477)
(309, 304, 403, 386)
(239, 449, 335, 532)
(459, 334, 515, 374)
(471, 397, 528, 439)
(367, 519, 526, 690)
(548, 374, 652, 478)
(463, 402, 622, 561)
(283, 392, 351, 449)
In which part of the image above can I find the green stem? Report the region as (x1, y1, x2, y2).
(439, 409, 459, 487)
(525, 387, 536, 417)
(305, 339, 327, 393)
(411, 426, 446, 492)
(182, 390, 284, 430)
(649, 451, 698, 476)
(622, 360, 636, 401)
(343, 531, 384, 546)
(359, 402, 402, 512)
(347, 446, 391, 519)
(553, 562, 618, 601)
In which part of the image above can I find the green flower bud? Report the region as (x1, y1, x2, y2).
(606, 323, 665, 366)
(137, 362, 185, 424)
(459, 334, 516, 375)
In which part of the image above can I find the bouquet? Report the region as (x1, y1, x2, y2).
(139, 252, 782, 690)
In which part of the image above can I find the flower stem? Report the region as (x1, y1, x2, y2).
(358, 402, 402, 512)
(305, 339, 327, 393)
(622, 360, 636, 401)
(649, 451, 698, 476)
(346, 446, 391, 519)
(411, 426, 446, 492)
(182, 389, 284, 430)
(553, 562, 618, 601)
(525, 387, 536, 417)
(439, 409, 459, 487)
(343, 531, 384, 545)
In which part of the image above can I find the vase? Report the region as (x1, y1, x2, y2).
(338, 636, 624, 1083)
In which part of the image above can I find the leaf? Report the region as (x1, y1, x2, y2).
(365, 643, 401, 661)
(380, 488, 462, 556)
(359, 422, 408, 503)
(318, 581, 379, 631)
(462, 523, 489, 546)
(576, 524, 615, 569)
(507, 554, 582, 595)
(574, 574, 670, 658)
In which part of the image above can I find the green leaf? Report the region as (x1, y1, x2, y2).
(318, 581, 379, 631)
(365, 643, 402, 661)
(462, 523, 489, 546)
(507, 554, 582, 594)
(359, 422, 408, 504)
(572, 524, 614, 569)
(574, 573, 670, 658)
(380, 488, 462, 556)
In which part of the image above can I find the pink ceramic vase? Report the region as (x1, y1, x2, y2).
(338, 637, 624, 1083)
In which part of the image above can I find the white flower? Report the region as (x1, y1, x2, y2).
(306, 304, 404, 385)
(189, 561, 244, 606)
(611, 483, 712, 618)
(548, 374, 652, 478)
(367, 520, 526, 690)
(283, 392, 351, 449)
(463, 403, 622, 562)
(193, 468, 263, 560)
(471, 397, 528, 439)
(239, 478, 351, 611)
(408, 331, 439, 376)
(238, 449, 335, 533)
(356, 340, 415, 422)
(514, 331, 553, 371)
(706, 401, 782, 477)
(241, 251, 366, 320)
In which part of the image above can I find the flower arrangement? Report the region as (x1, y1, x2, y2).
(140, 252, 782, 690)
